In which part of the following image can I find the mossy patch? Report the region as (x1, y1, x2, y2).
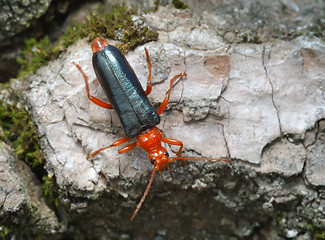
(172, 0, 188, 9)
(0, 225, 12, 239)
(308, 224, 325, 239)
(241, 33, 262, 44)
(17, 4, 158, 78)
(0, 98, 59, 207)
(0, 100, 44, 167)
(312, 18, 325, 39)
(41, 174, 60, 207)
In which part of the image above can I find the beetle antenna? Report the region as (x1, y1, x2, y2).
(168, 156, 231, 164)
(130, 167, 156, 221)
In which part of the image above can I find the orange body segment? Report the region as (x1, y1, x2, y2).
(91, 37, 110, 53)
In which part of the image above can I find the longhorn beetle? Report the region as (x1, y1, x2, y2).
(73, 37, 231, 221)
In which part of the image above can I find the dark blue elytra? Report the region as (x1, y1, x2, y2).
(92, 45, 160, 138)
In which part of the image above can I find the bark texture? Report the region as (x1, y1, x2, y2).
(1, 1, 325, 239)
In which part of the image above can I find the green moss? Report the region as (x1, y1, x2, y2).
(313, 18, 325, 40)
(0, 99, 60, 208)
(0, 225, 12, 239)
(80, 4, 158, 53)
(0, 127, 6, 142)
(241, 33, 262, 44)
(307, 224, 325, 239)
(172, 0, 188, 9)
(0, 100, 44, 167)
(16, 36, 54, 78)
(315, 231, 325, 239)
(307, 224, 314, 231)
(17, 4, 158, 77)
(41, 174, 60, 207)
(153, 0, 160, 11)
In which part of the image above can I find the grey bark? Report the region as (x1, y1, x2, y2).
(1, 1, 325, 239)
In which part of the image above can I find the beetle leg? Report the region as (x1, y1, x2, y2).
(157, 72, 187, 115)
(118, 142, 137, 154)
(162, 137, 188, 165)
(161, 137, 183, 156)
(144, 48, 152, 96)
(72, 62, 113, 109)
(87, 137, 130, 159)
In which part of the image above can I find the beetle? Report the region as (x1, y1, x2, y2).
(73, 37, 231, 221)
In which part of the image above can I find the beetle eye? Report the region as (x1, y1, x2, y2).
(165, 152, 169, 157)
(150, 158, 156, 164)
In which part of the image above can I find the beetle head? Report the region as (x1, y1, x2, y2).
(91, 37, 109, 53)
(148, 146, 170, 172)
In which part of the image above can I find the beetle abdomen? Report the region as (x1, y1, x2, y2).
(92, 45, 160, 138)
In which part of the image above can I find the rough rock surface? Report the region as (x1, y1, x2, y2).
(4, 1, 325, 239)
(0, 0, 52, 83)
(0, 128, 59, 235)
(0, 0, 51, 44)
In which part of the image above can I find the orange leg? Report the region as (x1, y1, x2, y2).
(157, 72, 187, 115)
(72, 62, 112, 109)
(87, 137, 130, 159)
(144, 48, 152, 96)
(162, 137, 183, 157)
(162, 137, 188, 165)
(118, 142, 137, 154)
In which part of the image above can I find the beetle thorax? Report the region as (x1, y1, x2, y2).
(136, 127, 162, 152)
(137, 127, 170, 171)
